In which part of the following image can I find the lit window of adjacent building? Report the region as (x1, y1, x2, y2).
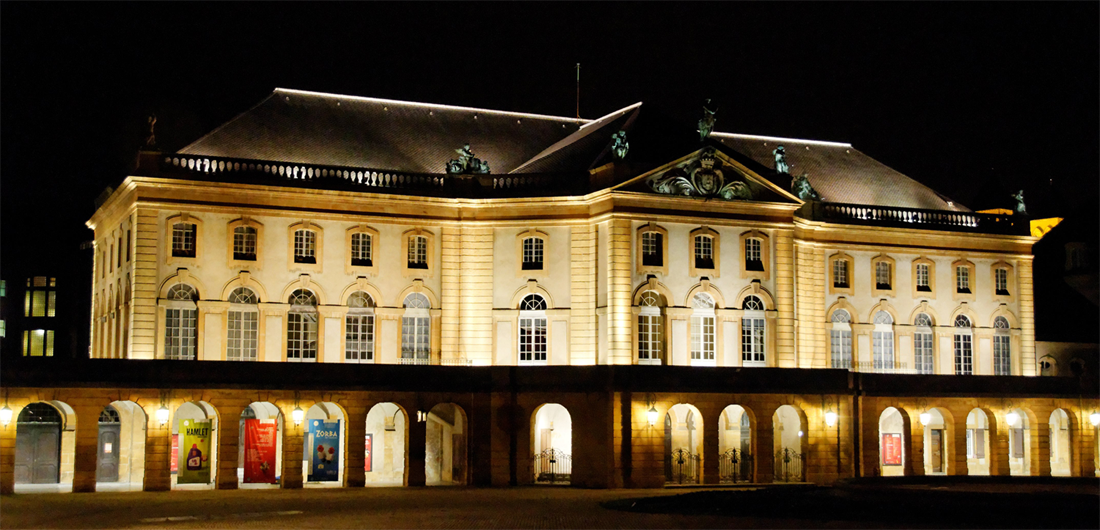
(690, 293, 716, 366)
(830, 309, 852, 370)
(351, 233, 373, 267)
(914, 313, 934, 375)
(24, 277, 56, 318)
(744, 238, 763, 271)
(226, 287, 259, 361)
(872, 311, 895, 372)
(956, 266, 970, 294)
(518, 294, 548, 365)
(0, 320, 6, 339)
(993, 316, 1011, 376)
(401, 293, 431, 364)
(172, 223, 197, 258)
(833, 259, 849, 288)
(694, 235, 714, 270)
(522, 237, 544, 271)
(408, 236, 428, 269)
(1, 279, 6, 297)
(953, 315, 973, 375)
(642, 231, 662, 266)
(345, 291, 375, 363)
(742, 295, 766, 366)
(164, 284, 198, 360)
(287, 289, 318, 362)
(233, 226, 258, 261)
(994, 268, 1009, 296)
(22, 329, 54, 357)
(916, 263, 931, 292)
(637, 291, 664, 365)
(294, 229, 317, 264)
(875, 262, 892, 290)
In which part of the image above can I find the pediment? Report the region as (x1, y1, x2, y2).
(616, 146, 802, 204)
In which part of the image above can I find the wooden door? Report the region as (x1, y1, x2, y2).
(96, 424, 122, 482)
(15, 423, 61, 484)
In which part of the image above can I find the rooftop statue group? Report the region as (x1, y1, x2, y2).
(611, 130, 629, 160)
(697, 99, 717, 142)
(1012, 189, 1026, 215)
(446, 144, 490, 175)
(775, 144, 822, 201)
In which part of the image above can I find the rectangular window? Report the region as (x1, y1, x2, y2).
(694, 236, 714, 270)
(690, 315, 715, 363)
(956, 266, 970, 293)
(875, 262, 891, 290)
(995, 269, 1009, 295)
(522, 237, 544, 270)
(1, 279, 6, 297)
(966, 428, 974, 458)
(518, 317, 547, 363)
(994, 335, 1011, 375)
(126, 230, 131, 262)
(745, 238, 763, 271)
(31, 291, 46, 317)
(408, 236, 428, 269)
(226, 310, 258, 361)
(172, 223, 196, 258)
(351, 233, 373, 267)
(742, 317, 765, 365)
(916, 264, 931, 292)
(954, 333, 973, 375)
(833, 260, 848, 288)
(831, 329, 852, 369)
(294, 230, 316, 264)
(914, 332, 933, 374)
(401, 316, 430, 361)
(0, 320, 5, 338)
(873, 331, 894, 372)
(345, 314, 375, 362)
(24, 329, 51, 356)
(287, 312, 318, 361)
(165, 308, 197, 360)
(642, 232, 662, 266)
(118, 231, 123, 268)
(637, 314, 662, 361)
(47, 292, 56, 317)
(233, 226, 257, 261)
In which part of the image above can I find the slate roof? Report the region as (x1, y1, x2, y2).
(511, 103, 641, 174)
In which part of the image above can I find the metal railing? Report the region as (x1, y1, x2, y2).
(667, 448, 700, 484)
(534, 449, 571, 484)
(719, 449, 753, 483)
(398, 357, 431, 366)
(799, 202, 1028, 235)
(774, 448, 804, 483)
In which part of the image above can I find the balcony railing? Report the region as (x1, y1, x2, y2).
(799, 202, 1029, 235)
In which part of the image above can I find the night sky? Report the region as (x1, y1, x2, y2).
(1, 3, 1097, 352)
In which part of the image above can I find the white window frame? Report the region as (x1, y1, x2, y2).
(233, 226, 257, 261)
(872, 311, 895, 372)
(287, 290, 318, 362)
(995, 268, 1009, 295)
(518, 294, 548, 365)
(914, 313, 934, 375)
(641, 231, 662, 266)
(916, 263, 930, 291)
(226, 287, 258, 361)
(164, 284, 198, 360)
(345, 291, 375, 363)
(744, 238, 763, 270)
(401, 293, 431, 364)
(830, 310, 852, 370)
(694, 235, 714, 270)
(954, 315, 973, 375)
(690, 294, 716, 367)
(875, 262, 892, 289)
(637, 292, 663, 365)
(172, 223, 196, 257)
(408, 236, 428, 269)
(956, 266, 970, 293)
(294, 229, 317, 264)
(351, 232, 373, 267)
(742, 296, 766, 367)
(833, 259, 849, 288)
(993, 317, 1011, 376)
(521, 237, 544, 271)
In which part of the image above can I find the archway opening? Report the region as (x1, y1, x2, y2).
(923, 408, 948, 475)
(14, 402, 74, 493)
(718, 405, 753, 483)
(1006, 408, 1032, 476)
(172, 401, 218, 490)
(878, 407, 905, 476)
(95, 401, 147, 491)
(1049, 409, 1072, 477)
(238, 402, 283, 488)
(533, 403, 572, 484)
(965, 409, 991, 476)
(304, 402, 346, 486)
(772, 405, 804, 482)
(425, 403, 467, 486)
(365, 403, 407, 486)
(664, 403, 702, 484)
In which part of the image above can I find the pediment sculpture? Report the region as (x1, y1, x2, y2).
(446, 144, 490, 174)
(646, 147, 754, 201)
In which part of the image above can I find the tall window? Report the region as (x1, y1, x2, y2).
(522, 237, 544, 270)
(995, 268, 1009, 296)
(408, 236, 428, 269)
(641, 231, 662, 266)
(916, 263, 931, 292)
(23, 329, 54, 356)
(956, 266, 970, 293)
(830, 309, 852, 369)
(346, 291, 375, 363)
(694, 236, 714, 270)
(518, 294, 548, 365)
(744, 238, 763, 271)
(172, 223, 197, 258)
(872, 311, 894, 372)
(226, 287, 258, 361)
(637, 291, 664, 364)
(294, 230, 317, 264)
(351, 233, 373, 267)
(742, 295, 766, 366)
(875, 262, 892, 290)
(993, 316, 1011, 376)
(24, 276, 56, 318)
(954, 315, 973, 375)
(914, 313, 934, 374)
(164, 284, 198, 360)
(287, 290, 318, 362)
(401, 293, 431, 363)
(690, 293, 716, 366)
(233, 226, 258, 261)
(833, 260, 849, 288)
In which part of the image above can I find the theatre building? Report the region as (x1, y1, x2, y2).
(1, 88, 1097, 493)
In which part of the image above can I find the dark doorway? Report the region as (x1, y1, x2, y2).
(14, 403, 62, 484)
(96, 407, 121, 482)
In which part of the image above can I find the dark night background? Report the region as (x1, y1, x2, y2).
(1, 3, 1097, 358)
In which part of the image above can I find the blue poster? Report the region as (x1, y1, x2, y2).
(307, 419, 341, 482)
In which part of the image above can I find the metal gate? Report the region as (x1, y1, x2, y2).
(97, 407, 121, 482)
(14, 403, 62, 484)
(774, 448, 804, 483)
(667, 448, 700, 484)
(534, 448, 571, 484)
(719, 448, 754, 483)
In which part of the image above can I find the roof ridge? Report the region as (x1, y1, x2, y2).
(510, 102, 642, 174)
(710, 131, 851, 148)
(179, 92, 280, 153)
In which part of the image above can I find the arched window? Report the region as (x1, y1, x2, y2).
(993, 316, 1011, 376)
(953, 315, 973, 375)
(913, 313, 934, 374)
(742, 295, 766, 366)
(287, 289, 318, 362)
(690, 293, 716, 366)
(637, 291, 664, 365)
(401, 293, 431, 364)
(164, 284, 198, 360)
(518, 294, 548, 365)
(346, 291, 375, 363)
(830, 309, 852, 369)
(227, 287, 259, 361)
(872, 311, 894, 372)
(233, 226, 257, 261)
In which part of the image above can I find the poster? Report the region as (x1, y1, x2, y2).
(244, 419, 278, 484)
(307, 419, 341, 482)
(365, 434, 372, 472)
(170, 434, 179, 473)
(178, 419, 212, 483)
(882, 433, 902, 465)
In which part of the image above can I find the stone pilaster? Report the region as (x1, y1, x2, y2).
(794, 241, 826, 368)
(775, 230, 796, 367)
(1017, 259, 1036, 375)
(440, 227, 461, 361)
(570, 224, 598, 364)
(459, 227, 494, 365)
(130, 207, 159, 359)
(607, 219, 633, 365)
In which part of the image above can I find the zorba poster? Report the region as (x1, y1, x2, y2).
(881, 433, 902, 465)
(307, 419, 341, 482)
(178, 419, 212, 483)
(244, 419, 278, 484)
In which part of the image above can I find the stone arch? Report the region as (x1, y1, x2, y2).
(509, 281, 555, 309)
(395, 280, 439, 309)
(98, 400, 147, 489)
(171, 400, 219, 490)
(339, 277, 384, 307)
(158, 269, 208, 300)
(907, 300, 942, 326)
(684, 280, 726, 309)
(949, 303, 980, 327)
(826, 298, 860, 323)
(631, 277, 674, 306)
(921, 406, 956, 475)
(532, 403, 573, 484)
(866, 300, 900, 325)
(303, 401, 348, 487)
(279, 275, 328, 305)
(424, 403, 468, 486)
(1003, 406, 1036, 476)
(365, 402, 409, 486)
(771, 403, 808, 482)
(1048, 408, 1075, 477)
(990, 306, 1020, 329)
(878, 406, 908, 476)
(718, 404, 756, 483)
(665, 403, 704, 484)
(238, 401, 283, 487)
(964, 407, 999, 476)
(733, 281, 775, 310)
(219, 272, 269, 302)
(13, 400, 75, 490)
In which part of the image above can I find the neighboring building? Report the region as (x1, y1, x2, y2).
(1, 89, 1096, 494)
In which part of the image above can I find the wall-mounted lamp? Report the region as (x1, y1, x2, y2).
(919, 412, 932, 426)
(1006, 411, 1020, 427)
(647, 406, 659, 427)
(292, 406, 304, 426)
(824, 410, 838, 428)
(417, 411, 427, 422)
(1090, 412, 1100, 427)
(156, 405, 170, 426)
(0, 405, 12, 427)
(797, 430, 804, 438)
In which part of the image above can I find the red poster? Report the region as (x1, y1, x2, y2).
(364, 434, 372, 472)
(882, 433, 902, 465)
(244, 419, 278, 483)
(170, 434, 179, 473)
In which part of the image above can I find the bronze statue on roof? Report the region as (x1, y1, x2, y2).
(1011, 189, 1026, 214)
(446, 144, 490, 174)
(611, 131, 629, 160)
(792, 173, 821, 201)
(697, 99, 717, 142)
(773, 145, 789, 174)
(144, 114, 158, 150)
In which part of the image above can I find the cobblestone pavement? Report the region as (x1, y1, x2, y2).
(0, 486, 918, 529)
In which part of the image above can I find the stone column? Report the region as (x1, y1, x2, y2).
(344, 399, 370, 488)
(280, 400, 308, 489)
(794, 241, 826, 368)
(213, 401, 246, 489)
(259, 303, 288, 362)
(318, 306, 348, 364)
(666, 308, 691, 366)
(406, 403, 427, 487)
(1017, 259, 1036, 375)
(0, 402, 18, 494)
(990, 416, 1010, 476)
(72, 403, 105, 493)
(197, 301, 228, 361)
(376, 309, 402, 365)
(756, 405, 776, 483)
(143, 402, 172, 491)
(1035, 417, 1052, 477)
(908, 412, 925, 476)
(858, 399, 880, 477)
(950, 414, 969, 476)
(774, 230, 796, 367)
(698, 402, 721, 485)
